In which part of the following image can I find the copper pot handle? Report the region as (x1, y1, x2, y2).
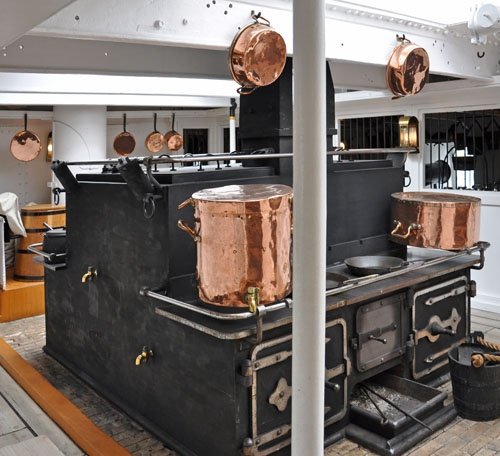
(178, 197, 194, 210)
(251, 12, 271, 26)
(391, 220, 422, 239)
(177, 220, 200, 242)
(237, 86, 257, 95)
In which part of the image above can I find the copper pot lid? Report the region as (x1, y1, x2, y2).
(229, 14, 287, 94)
(391, 192, 481, 206)
(386, 35, 429, 98)
(113, 113, 136, 156)
(192, 184, 292, 202)
(145, 113, 164, 154)
(10, 114, 41, 162)
(164, 113, 183, 152)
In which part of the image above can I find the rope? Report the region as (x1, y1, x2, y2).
(471, 353, 500, 368)
(477, 337, 500, 352)
(471, 337, 500, 368)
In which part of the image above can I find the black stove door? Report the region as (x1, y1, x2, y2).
(412, 274, 469, 380)
(354, 293, 405, 373)
(245, 318, 348, 455)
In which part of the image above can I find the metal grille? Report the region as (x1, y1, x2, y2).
(339, 115, 401, 150)
(424, 110, 500, 190)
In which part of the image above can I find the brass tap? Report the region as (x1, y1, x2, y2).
(81, 266, 97, 283)
(246, 287, 260, 313)
(135, 346, 154, 366)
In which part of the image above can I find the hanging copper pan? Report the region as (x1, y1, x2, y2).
(164, 113, 183, 152)
(10, 113, 41, 162)
(145, 113, 164, 154)
(386, 34, 429, 98)
(229, 13, 287, 95)
(113, 113, 136, 156)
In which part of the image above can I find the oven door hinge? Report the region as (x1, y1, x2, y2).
(237, 359, 253, 388)
(351, 323, 398, 350)
(405, 337, 415, 362)
(467, 280, 477, 298)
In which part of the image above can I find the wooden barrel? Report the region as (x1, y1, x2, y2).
(14, 204, 66, 281)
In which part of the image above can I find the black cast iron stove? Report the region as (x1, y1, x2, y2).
(42, 59, 488, 456)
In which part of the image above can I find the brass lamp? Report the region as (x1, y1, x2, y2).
(399, 116, 419, 150)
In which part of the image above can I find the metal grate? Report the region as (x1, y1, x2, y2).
(339, 115, 401, 150)
(338, 115, 402, 161)
(424, 110, 500, 190)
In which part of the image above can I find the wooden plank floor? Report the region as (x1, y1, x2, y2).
(0, 310, 499, 455)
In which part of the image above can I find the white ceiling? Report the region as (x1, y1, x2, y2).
(0, 0, 499, 106)
(0, 0, 75, 48)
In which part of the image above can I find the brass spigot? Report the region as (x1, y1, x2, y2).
(246, 287, 260, 313)
(81, 266, 97, 283)
(135, 346, 154, 366)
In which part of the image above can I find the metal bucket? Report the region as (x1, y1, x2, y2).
(449, 344, 500, 421)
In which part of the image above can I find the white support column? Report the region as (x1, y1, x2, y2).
(291, 0, 326, 455)
(52, 106, 107, 204)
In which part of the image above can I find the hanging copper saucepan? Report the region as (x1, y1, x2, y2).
(228, 13, 287, 95)
(164, 113, 183, 152)
(113, 113, 136, 156)
(10, 113, 42, 162)
(386, 34, 429, 98)
(144, 113, 164, 154)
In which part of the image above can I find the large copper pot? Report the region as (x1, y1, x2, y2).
(386, 35, 429, 98)
(228, 14, 287, 95)
(177, 184, 292, 308)
(390, 192, 481, 250)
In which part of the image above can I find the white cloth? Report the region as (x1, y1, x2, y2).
(0, 218, 5, 290)
(0, 192, 26, 237)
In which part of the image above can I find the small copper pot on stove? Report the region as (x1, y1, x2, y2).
(390, 192, 481, 250)
(177, 184, 292, 308)
(228, 13, 287, 95)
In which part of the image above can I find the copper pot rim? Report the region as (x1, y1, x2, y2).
(386, 40, 429, 97)
(391, 191, 481, 207)
(191, 184, 292, 203)
(10, 129, 42, 162)
(228, 19, 287, 90)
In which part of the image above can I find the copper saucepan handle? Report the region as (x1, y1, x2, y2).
(391, 220, 422, 239)
(237, 86, 257, 95)
(177, 220, 200, 242)
(178, 197, 194, 210)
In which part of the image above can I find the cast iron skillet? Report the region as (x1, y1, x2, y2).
(344, 255, 407, 277)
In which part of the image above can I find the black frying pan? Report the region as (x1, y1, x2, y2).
(344, 255, 407, 277)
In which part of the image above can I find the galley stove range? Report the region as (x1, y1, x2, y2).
(43, 62, 487, 456)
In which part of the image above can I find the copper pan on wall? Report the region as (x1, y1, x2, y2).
(390, 192, 481, 250)
(228, 13, 287, 95)
(177, 184, 293, 308)
(164, 113, 183, 152)
(10, 113, 42, 162)
(113, 113, 136, 156)
(386, 34, 429, 98)
(145, 113, 164, 154)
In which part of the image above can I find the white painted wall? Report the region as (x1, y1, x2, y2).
(336, 81, 500, 313)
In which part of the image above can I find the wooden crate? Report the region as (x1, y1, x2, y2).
(0, 269, 44, 322)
